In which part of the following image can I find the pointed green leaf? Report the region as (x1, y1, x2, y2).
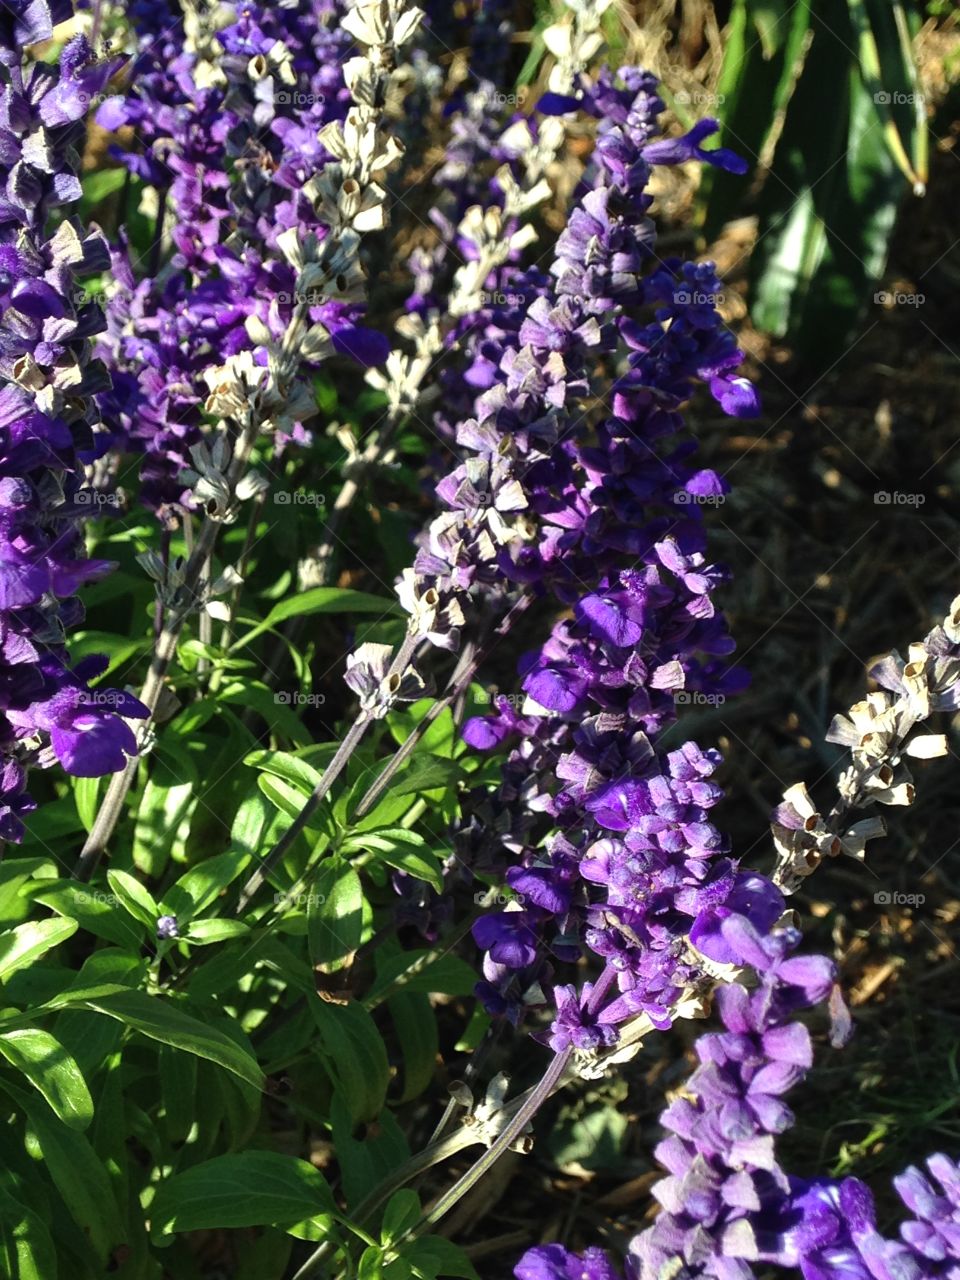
(0, 1030, 93, 1131)
(150, 1152, 334, 1235)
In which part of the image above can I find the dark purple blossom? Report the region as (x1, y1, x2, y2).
(0, 13, 147, 836)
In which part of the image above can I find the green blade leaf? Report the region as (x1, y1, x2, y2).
(231, 587, 401, 652)
(307, 858, 363, 971)
(58, 988, 263, 1091)
(700, 0, 812, 240)
(749, 3, 902, 365)
(160, 850, 251, 922)
(0, 1080, 123, 1264)
(150, 1151, 334, 1235)
(389, 992, 437, 1102)
(0, 1186, 58, 1280)
(0, 1030, 93, 1131)
(311, 998, 389, 1124)
(0, 918, 78, 982)
(105, 870, 159, 930)
(33, 883, 144, 949)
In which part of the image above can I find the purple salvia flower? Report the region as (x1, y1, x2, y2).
(0, 15, 147, 835)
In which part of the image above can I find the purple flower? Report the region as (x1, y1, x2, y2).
(517, 1245, 620, 1280)
(0, 18, 147, 829)
(641, 119, 749, 175)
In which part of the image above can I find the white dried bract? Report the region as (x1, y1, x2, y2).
(772, 593, 960, 893)
(499, 118, 567, 191)
(135, 549, 242, 620)
(344, 642, 425, 719)
(457, 1073, 533, 1153)
(396, 569, 465, 651)
(365, 314, 442, 417)
(202, 349, 315, 437)
(543, 0, 614, 94)
(181, 436, 244, 523)
(449, 204, 541, 319)
(574, 991, 710, 1081)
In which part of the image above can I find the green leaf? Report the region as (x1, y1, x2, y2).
(749, 3, 902, 365)
(852, 0, 927, 190)
(79, 167, 127, 209)
(0, 918, 78, 982)
(359, 1245, 386, 1280)
(389, 993, 436, 1102)
(400, 1236, 479, 1280)
(380, 1190, 421, 1245)
(246, 749, 324, 795)
(160, 850, 251, 922)
(32, 884, 143, 950)
(0, 1079, 123, 1264)
(182, 918, 250, 944)
(105, 870, 159, 929)
(150, 1152, 334, 1235)
(750, 0, 792, 56)
(389, 755, 461, 797)
(330, 1094, 410, 1209)
(365, 951, 478, 1007)
(0, 1030, 93, 1131)
(547, 1100, 629, 1172)
(231, 587, 401, 652)
(375, 846, 443, 894)
(258, 773, 324, 828)
(132, 770, 197, 877)
(700, 0, 812, 240)
(71, 777, 102, 834)
(231, 789, 277, 861)
(217, 680, 312, 744)
(307, 858, 363, 971)
(311, 998, 389, 1124)
(0, 1185, 57, 1280)
(386, 701, 455, 757)
(56, 987, 263, 1091)
(343, 828, 443, 893)
(0, 860, 55, 930)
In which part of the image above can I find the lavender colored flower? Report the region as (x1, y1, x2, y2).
(96, 0, 384, 520)
(0, 12, 148, 836)
(156, 914, 180, 939)
(386, 68, 764, 1034)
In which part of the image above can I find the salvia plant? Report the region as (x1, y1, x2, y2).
(0, 1, 954, 1278)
